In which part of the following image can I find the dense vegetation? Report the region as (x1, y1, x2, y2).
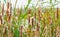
(0, 0, 60, 37)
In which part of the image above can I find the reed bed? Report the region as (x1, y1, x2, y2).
(0, 0, 60, 37)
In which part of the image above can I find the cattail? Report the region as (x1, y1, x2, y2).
(37, 23, 40, 31)
(6, 2, 10, 16)
(0, 15, 2, 37)
(28, 9, 31, 24)
(28, 15, 30, 24)
(28, 9, 31, 14)
(34, 12, 36, 25)
(34, 12, 36, 20)
(3, 26, 7, 37)
(2, 3, 4, 16)
(55, 8, 58, 19)
(7, 2, 10, 9)
(6, 3, 12, 22)
(8, 3, 12, 22)
(0, 15, 2, 24)
(48, 16, 52, 25)
(8, 23, 13, 37)
(38, 7, 41, 23)
(8, 13, 11, 22)
(32, 18, 34, 27)
(20, 26, 23, 37)
(10, 3, 12, 13)
(34, 23, 40, 37)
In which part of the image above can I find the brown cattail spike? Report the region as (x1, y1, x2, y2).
(6, 2, 10, 16)
(48, 16, 52, 25)
(34, 12, 36, 19)
(28, 15, 30, 24)
(2, 3, 4, 16)
(6, 3, 12, 22)
(0, 15, 2, 24)
(37, 23, 40, 31)
(8, 3, 12, 22)
(32, 18, 34, 27)
(8, 13, 11, 22)
(28, 9, 31, 24)
(38, 7, 41, 23)
(57, 8, 58, 19)
(28, 9, 31, 14)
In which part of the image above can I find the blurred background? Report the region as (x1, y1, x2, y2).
(0, 0, 60, 9)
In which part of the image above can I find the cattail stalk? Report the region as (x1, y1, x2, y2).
(34, 23, 40, 37)
(3, 25, 7, 37)
(28, 9, 31, 24)
(17, 8, 21, 17)
(20, 26, 23, 37)
(0, 15, 2, 37)
(43, 18, 46, 27)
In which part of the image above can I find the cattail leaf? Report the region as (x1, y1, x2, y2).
(25, 0, 32, 10)
(50, 0, 52, 4)
(14, 28, 19, 37)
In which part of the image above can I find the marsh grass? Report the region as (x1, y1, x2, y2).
(0, 0, 60, 37)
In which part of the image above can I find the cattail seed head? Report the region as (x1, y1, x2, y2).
(8, 13, 11, 22)
(28, 9, 31, 14)
(28, 9, 31, 24)
(57, 8, 58, 18)
(38, 7, 41, 22)
(0, 15, 2, 24)
(34, 12, 36, 19)
(28, 15, 30, 24)
(37, 23, 40, 31)
(32, 18, 34, 27)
